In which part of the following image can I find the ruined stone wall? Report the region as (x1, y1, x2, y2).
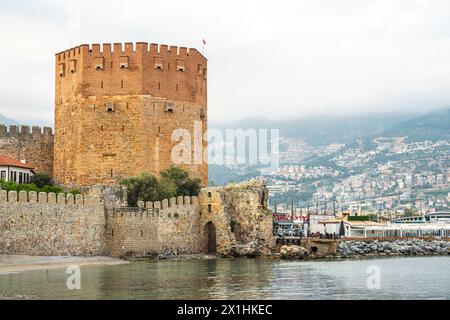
(0, 125, 54, 175)
(0, 190, 105, 256)
(199, 180, 275, 256)
(54, 43, 207, 188)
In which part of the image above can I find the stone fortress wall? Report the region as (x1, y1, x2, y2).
(104, 195, 204, 258)
(0, 181, 274, 258)
(0, 190, 105, 256)
(0, 125, 54, 175)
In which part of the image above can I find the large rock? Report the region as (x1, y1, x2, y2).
(279, 245, 309, 259)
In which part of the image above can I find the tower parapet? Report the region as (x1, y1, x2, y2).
(55, 42, 207, 106)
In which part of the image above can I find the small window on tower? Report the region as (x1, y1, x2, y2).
(95, 57, 104, 70)
(106, 102, 115, 112)
(58, 63, 65, 77)
(69, 59, 77, 73)
(119, 56, 129, 69)
(165, 103, 176, 113)
(154, 56, 163, 70)
(176, 59, 185, 72)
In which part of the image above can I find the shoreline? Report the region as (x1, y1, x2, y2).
(0, 251, 448, 274)
(0, 255, 129, 274)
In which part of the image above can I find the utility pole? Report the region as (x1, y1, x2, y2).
(324, 195, 327, 215)
(333, 196, 336, 215)
(291, 199, 294, 222)
(316, 195, 319, 214)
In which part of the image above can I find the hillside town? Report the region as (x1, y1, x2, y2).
(265, 137, 450, 216)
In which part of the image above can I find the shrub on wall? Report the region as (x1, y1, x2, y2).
(68, 189, 82, 195)
(31, 172, 54, 188)
(0, 179, 65, 195)
(160, 166, 202, 197)
(121, 166, 201, 207)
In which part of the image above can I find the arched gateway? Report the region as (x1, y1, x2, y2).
(204, 221, 217, 253)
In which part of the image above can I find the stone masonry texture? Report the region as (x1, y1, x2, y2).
(0, 181, 274, 258)
(54, 43, 208, 187)
(0, 190, 105, 256)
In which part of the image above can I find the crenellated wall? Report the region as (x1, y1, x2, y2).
(105, 195, 203, 258)
(55, 42, 207, 105)
(0, 190, 105, 256)
(0, 181, 274, 258)
(0, 125, 54, 175)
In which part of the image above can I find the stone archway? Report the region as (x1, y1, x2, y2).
(204, 221, 217, 253)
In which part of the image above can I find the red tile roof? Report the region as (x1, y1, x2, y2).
(0, 155, 34, 169)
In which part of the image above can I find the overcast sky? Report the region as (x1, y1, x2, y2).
(1, 0, 450, 126)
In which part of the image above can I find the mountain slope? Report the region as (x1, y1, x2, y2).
(381, 108, 450, 142)
(0, 113, 18, 126)
(211, 113, 415, 146)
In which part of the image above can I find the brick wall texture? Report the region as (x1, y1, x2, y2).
(54, 43, 208, 187)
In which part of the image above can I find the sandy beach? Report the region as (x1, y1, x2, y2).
(0, 255, 128, 274)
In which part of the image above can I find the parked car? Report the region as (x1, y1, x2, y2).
(293, 229, 304, 237)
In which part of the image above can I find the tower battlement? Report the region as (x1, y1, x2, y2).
(56, 42, 206, 61)
(55, 42, 207, 106)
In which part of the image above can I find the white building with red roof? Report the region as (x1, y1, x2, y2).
(0, 155, 34, 184)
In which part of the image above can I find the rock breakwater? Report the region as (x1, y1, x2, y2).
(337, 239, 449, 258)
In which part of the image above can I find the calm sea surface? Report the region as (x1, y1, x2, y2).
(0, 256, 448, 300)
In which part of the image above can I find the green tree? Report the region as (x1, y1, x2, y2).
(177, 177, 202, 196)
(121, 166, 201, 206)
(160, 166, 189, 186)
(0, 179, 63, 194)
(31, 172, 54, 188)
(121, 173, 157, 207)
(156, 177, 177, 200)
(121, 173, 178, 207)
(160, 166, 202, 197)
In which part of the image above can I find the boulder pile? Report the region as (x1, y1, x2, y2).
(337, 239, 450, 258)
